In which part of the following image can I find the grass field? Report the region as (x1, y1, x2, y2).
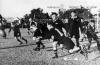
(0, 28, 100, 65)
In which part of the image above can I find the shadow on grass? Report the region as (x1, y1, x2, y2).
(44, 46, 52, 49)
(46, 49, 53, 51)
(0, 43, 36, 49)
(92, 55, 100, 61)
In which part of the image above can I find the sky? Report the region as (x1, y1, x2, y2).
(0, 0, 100, 18)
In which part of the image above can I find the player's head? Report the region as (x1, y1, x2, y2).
(71, 11, 76, 17)
(47, 22, 54, 30)
(51, 13, 58, 20)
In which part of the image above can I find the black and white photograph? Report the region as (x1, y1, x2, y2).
(0, 0, 100, 65)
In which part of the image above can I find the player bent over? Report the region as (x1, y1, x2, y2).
(46, 23, 65, 58)
(33, 24, 45, 51)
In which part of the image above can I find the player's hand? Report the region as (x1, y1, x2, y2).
(67, 33, 70, 37)
(49, 39, 53, 42)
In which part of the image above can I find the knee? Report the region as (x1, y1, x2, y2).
(52, 42, 58, 50)
(60, 44, 63, 48)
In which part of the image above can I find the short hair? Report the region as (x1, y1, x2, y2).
(31, 22, 35, 26)
(71, 11, 76, 13)
(51, 12, 58, 16)
(47, 22, 54, 26)
(91, 20, 95, 23)
(70, 11, 77, 16)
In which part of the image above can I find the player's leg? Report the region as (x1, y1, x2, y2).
(52, 41, 58, 58)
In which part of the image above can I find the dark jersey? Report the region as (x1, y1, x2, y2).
(47, 28, 61, 41)
(81, 21, 88, 33)
(51, 19, 64, 33)
(63, 23, 69, 32)
(13, 25, 21, 37)
(37, 23, 49, 38)
(86, 24, 98, 40)
(34, 28, 42, 37)
(53, 19, 64, 28)
(68, 17, 82, 35)
(48, 28, 75, 48)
